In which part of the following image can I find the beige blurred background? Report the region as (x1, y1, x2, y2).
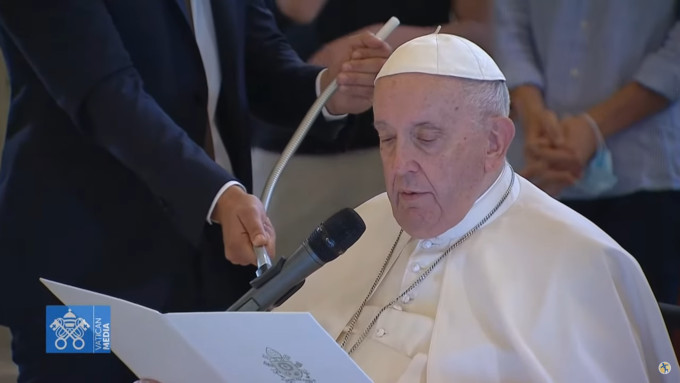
(0, 52, 18, 383)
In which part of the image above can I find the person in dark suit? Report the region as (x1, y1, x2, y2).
(0, 0, 390, 381)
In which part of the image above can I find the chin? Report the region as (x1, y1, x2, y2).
(406, 227, 441, 240)
(395, 214, 437, 239)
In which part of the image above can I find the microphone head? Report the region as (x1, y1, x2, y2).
(307, 208, 366, 263)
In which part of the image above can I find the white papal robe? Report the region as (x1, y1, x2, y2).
(276, 163, 678, 382)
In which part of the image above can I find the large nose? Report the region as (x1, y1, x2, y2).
(389, 137, 419, 175)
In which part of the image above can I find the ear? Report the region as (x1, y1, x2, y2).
(485, 117, 515, 171)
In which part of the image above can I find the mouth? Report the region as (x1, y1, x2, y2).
(398, 190, 428, 201)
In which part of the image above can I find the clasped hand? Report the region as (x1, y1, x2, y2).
(520, 108, 599, 197)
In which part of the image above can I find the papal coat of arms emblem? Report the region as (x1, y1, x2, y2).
(49, 308, 90, 350)
(45, 305, 111, 354)
(263, 347, 316, 382)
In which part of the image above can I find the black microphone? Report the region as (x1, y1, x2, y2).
(227, 208, 366, 312)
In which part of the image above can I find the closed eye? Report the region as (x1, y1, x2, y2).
(416, 134, 439, 144)
(413, 124, 443, 145)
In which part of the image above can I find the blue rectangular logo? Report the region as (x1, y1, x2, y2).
(45, 306, 111, 354)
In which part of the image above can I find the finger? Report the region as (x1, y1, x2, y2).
(352, 32, 391, 50)
(351, 46, 391, 60)
(237, 206, 268, 248)
(521, 158, 578, 185)
(336, 84, 374, 99)
(524, 129, 551, 143)
(526, 146, 580, 170)
(222, 226, 258, 266)
(523, 125, 553, 148)
(523, 139, 553, 164)
(342, 58, 387, 74)
(523, 123, 541, 141)
(337, 72, 379, 87)
(524, 137, 552, 153)
(262, 216, 276, 259)
(541, 110, 564, 146)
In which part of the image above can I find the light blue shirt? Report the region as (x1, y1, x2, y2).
(494, 0, 680, 199)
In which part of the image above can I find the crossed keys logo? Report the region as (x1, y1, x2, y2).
(49, 309, 91, 350)
(263, 347, 316, 383)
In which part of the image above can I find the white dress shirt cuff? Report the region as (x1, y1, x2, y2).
(316, 69, 348, 121)
(207, 181, 246, 224)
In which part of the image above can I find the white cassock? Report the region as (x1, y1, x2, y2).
(276, 162, 678, 382)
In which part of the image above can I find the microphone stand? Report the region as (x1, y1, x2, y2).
(253, 17, 400, 277)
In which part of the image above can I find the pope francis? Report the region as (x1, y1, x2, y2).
(275, 33, 678, 382)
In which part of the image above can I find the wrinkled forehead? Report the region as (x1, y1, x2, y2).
(375, 72, 465, 99)
(373, 74, 476, 129)
(374, 73, 469, 111)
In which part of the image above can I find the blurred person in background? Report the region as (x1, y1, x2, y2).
(494, 0, 680, 304)
(254, 0, 492, 256)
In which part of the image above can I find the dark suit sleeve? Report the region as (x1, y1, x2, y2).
(0, 0, 231, 245)
(245, 0, 342, 136)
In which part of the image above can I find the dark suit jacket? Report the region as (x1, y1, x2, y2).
(0, 0, 322, 328)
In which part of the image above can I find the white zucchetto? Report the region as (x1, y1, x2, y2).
(376, 32, 505, 82)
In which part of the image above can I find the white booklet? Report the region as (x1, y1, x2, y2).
(40, 278, 372, 383)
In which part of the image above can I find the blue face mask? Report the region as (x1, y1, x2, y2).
(573, 145, 618, 196)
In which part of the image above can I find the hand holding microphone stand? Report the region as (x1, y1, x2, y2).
(227, 17, 400, 312)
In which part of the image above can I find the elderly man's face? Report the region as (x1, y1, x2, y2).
(373, 73, 491, 238)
